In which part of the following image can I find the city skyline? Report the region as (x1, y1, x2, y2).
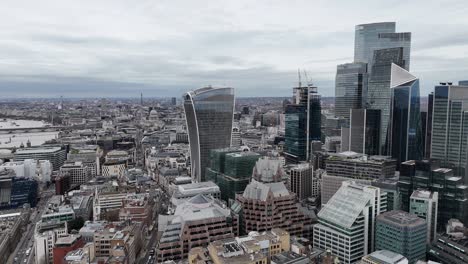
(0, 0, 467, 98)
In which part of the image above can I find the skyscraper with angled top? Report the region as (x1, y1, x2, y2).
(389, 63, 423, 166)
(183, 87, 235, 182)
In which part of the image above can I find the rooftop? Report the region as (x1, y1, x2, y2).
(378, 210, 426, 227)
(364, 250, 408, 264)
(15, 146, 62, 154)
(318, 182, 375, 229)
(242, 179, 291, 201)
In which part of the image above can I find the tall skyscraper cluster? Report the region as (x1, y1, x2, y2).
(179, 20, 468, 264)
(337, 22, 422, 164)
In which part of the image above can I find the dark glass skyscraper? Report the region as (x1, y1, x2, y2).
(389, 64, 423, 165)
(425, 92, 434, 159)
(334, 62, 368, 120)
(341, 108, 380, 155)
(285, 84, 321, 163)
(184, 87, 235, 182)
(354, 22, 411, 155)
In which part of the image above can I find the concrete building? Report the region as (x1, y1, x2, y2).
(252, 156, 286, 183)
(118, 193, 153, 226)
(410, 190, 438, 243)
(231, 127, 241, 147)
(101, 160, 127, 178)
(320, 172, 371, 205)
(64, 243, 95, 264)
(93, 191, 130, 221)
(193, 228, 290, 264)
(376, 210, 427, 264)
(0, 211, 28, 264)
(325, 151, 396, 180)
(427, 219, 468, 264)
(234, 179, 315, 239)
(14, 146, 66, 171)
(170, 181, 221, 207)
(52, 234, 85, 264)
(286, 163, 313, 200)
(59, 162, 93, 186)
(67, 145, 101, 176)
(361, 250, 409, 264)
(35, 221, 68, 264)
(157, 194, 238, 262)
(93, 222, 143, 264)
(313, 181, 387, 264)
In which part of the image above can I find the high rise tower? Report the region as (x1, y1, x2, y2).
(430, 82, 468, 183)
(389, 63, 423, 165)
(335, 62, 368, 120)
(183, 87, 235, 182)
(285, 75, 321, 163)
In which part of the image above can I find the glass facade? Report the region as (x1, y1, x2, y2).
(431, 84, 468, 183)
(391, 79, 423, 165)
(376, 211, 427, 263)
(285, 86, 321, 163)
(354, 22, 411, 73)
(335, 62, 367, 120)
(345, 108, 380, 155)
(367, 48, 405, 155)
(352, 22, 411, 156)
(398, 160, 468, 230)
(184, 87, 235, 182)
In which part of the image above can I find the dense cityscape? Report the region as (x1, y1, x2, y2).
(1, 8, 468, 264)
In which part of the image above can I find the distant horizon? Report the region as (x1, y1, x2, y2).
(0, 1, 467, 98)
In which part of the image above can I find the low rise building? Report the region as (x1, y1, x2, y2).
(376, 210, 427, 264)
(234, 179, 315, 239)
(361, 250, 409, 264)
(157, 194, 238, 262)
(52, 234, 85, 264)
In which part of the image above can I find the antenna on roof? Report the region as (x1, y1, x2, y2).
(298, 68, 302, 87)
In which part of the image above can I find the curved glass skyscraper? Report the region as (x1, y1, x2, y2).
(183, 87, 235, 182)
(390, 63, 423, 166)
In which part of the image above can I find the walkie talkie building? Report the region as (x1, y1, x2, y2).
(183, 87, 235, 182)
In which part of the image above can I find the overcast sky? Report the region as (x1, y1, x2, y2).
(0, 0, 467, 98)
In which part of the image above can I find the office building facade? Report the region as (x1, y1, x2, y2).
(184, 87, 235, 182)
(285, 84, 321, 163)
(14, 146, 66, 171)
(341, 108, 381, 155)
(286, 163, 313, 200)
(430, 82, 468, 183)
(389, 64, 423, 165)
(376, 210, 427, 263)
(357, 22, 411, 155)
(335, 62, 368, 120)
(313, 181, 387, 264)
(233, 179, 314, 239)
(410, 190, 438, 243)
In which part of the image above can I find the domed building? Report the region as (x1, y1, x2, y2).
(148, 109, 159, 121)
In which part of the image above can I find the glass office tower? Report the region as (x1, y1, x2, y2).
(335, 62, 368, 120)
(390, 64, 423, 165)
(341, 108, 381, 155)
(367, 48, 406, 155)
(285, 84, 321, 163)
(431, 82, 468, 183)
(184, 87, 235, 182)
(353, 22, 411, 155)
(355, 22, 411, 73)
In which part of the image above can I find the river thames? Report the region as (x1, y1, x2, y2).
(0, 119, 58, 148)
